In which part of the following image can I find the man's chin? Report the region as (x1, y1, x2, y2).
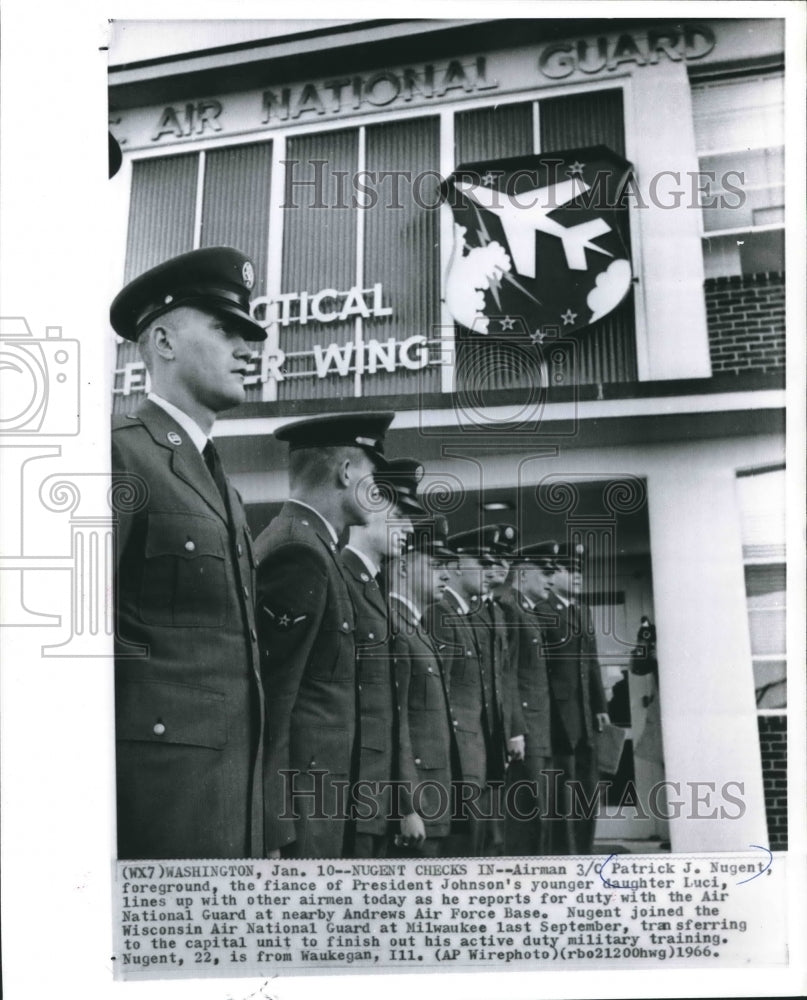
(216, 387, 247, 411)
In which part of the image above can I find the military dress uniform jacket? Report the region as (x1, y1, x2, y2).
(254, 502, 357, 857)
(428, 595, 489, 786)
(390, 599, 456, 839)
(112, 400, 264, 860)
(340, 547, 404, 838)
(535, 592, 607, 750)
(467, 595, 522, 778)
(496, 588, 552, 771)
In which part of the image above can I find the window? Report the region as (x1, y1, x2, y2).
(691, 71, 784, 279)
(737, 466, 786, 710)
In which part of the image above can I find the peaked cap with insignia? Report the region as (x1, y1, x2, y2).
(510, 539, 560, 568)
(555, 541, 586, 570)
(404, 514, 454, 558)
(110, 246, 266, 342)
(275, 412, 394, 469)
(375, 457, 428, 516)
(448, 524, 517, 565)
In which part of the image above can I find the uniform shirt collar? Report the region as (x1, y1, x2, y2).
(390, 592, 422, 624)
(444, 585, 470, 616)
(148, 392, 209, 454)
(288, 499, 339, 545)
(344, 544, 380, 579)
(519, 590, 536, 611)
(554, 591, 572, 607)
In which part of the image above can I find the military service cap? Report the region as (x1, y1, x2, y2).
(511, 539, 560, 568)
(275, 411, 394, 468)
(404, 514, 454, 558)
(556, 541, 585, 570)
(110, 246, 267, 342)
(448, 524, 517, 564)
(488, 523, 518, 557)
(376, 458, 427, 516)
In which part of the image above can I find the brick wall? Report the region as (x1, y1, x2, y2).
(705, 272, 785, 375)
(758, 715, 787, 850)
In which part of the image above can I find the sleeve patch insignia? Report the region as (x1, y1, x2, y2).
(262, 605, 307, 631)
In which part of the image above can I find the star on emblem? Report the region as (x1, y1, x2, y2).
(278, 613, 290, 628)
(561, 308, 578, 326)
(530, 329, 545, 345)
(499, 316, 516, 331)
(566, 160, 585, 177)
(481, 171, 497, 186)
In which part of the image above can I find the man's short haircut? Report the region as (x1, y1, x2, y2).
(136, 306, 205, 372)
(288, 444, 359, 491)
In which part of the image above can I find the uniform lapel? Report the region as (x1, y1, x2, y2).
(135, 400, 228, 522)
(342, 548, 387, 617)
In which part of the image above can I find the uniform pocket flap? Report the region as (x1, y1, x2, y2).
(116, 679, 227, 749)
(145, 512, 225, 560)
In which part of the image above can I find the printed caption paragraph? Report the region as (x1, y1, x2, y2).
(113, 852, 785, 979)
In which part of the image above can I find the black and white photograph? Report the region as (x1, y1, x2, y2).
(1, 4, 805, 999)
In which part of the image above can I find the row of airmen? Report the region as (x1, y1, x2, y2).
(257, 415, 609, 859)
(110, 246, 608, 861)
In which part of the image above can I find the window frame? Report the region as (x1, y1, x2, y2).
(690, 67, 785, 277)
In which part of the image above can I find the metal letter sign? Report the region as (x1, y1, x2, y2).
(442, 146, 634, 341)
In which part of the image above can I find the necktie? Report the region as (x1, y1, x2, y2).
(202, 440, 230, 514)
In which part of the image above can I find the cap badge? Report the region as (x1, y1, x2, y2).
(242, 261, 255, 290)
(166, 431, 182, 446)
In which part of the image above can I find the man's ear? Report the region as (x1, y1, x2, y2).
(336, 455, 352, 489)
(150, 323, 176, 362)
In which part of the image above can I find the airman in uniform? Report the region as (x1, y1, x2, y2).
(340, 459, 427, 857)
(254, 412, 394, 858)
(497, 541, 557, 856)
(441, 526, 524, 855)
(389, 519, 457, 856)
(536, 542, 609, 855)
(110, 246, 267, 860)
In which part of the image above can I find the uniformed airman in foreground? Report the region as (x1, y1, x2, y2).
(110, 246, 267, 860)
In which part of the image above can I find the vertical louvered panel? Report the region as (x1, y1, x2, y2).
(362, 116, 442, 397)
(540, 88, 636, 385)
(540, 88, 626, 154)
(279, 129, 359, 402)
(454, 102, 534, 164)
(199, 141, 274, 404)
(200, 141, 272, 299)
(124, 154, 198, 282)
(115, 154, 198, 415)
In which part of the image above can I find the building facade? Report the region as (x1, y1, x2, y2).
(109, 17, 787, 852)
